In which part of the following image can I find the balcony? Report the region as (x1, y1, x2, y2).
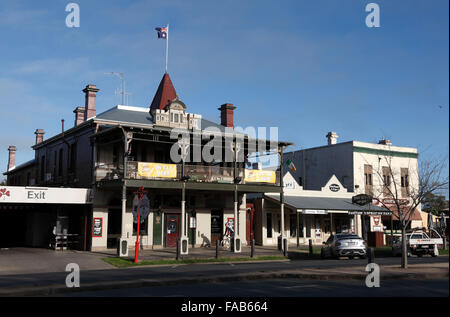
(95, 161, 280, 186)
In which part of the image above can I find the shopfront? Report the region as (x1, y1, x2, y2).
(252, 173, 389, 246)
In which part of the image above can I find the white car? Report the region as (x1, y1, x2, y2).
(392, 229, 443, 257)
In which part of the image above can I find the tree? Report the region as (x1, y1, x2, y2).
(370, 154, 448, 269)
(422, 193, 449, 216)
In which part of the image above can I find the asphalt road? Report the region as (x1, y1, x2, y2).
(60, 278, 449, 297)
(1, 255, 447, 292)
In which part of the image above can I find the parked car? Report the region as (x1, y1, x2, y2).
(392, 228, 443, 257)
(321, 233, 367, 259)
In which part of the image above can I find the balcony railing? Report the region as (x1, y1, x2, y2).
(95, 161, 280, 186)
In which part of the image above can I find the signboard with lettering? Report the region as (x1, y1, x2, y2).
(137, 163, 177, 179)
(302, 209, 328, 215)
(348, 211, 392, 216)
(0, 186, 91, 204)
(92, 218, 103, 237)
(244, 169, 276, 184)
(329, 184, 340, 192)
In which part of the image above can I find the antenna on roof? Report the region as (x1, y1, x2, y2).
(105, 72, 130, 105)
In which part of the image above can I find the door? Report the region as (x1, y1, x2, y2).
(211, 209, 223, 246)
(246, 204, 255, 245)
(166, 214, 179, 247)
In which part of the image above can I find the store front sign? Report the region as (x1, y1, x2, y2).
(348, 211, 392, 216)
(244, 169, 276, 184)
(0, 186, 91, 204)
(301, 209, 328, 215)
(138, 163, 177, 179)
(329, 184, 340, 192)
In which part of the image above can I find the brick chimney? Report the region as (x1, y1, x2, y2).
(35, 129, 45, 145)
(83, 84, 99, 121)
(326, 132, 338, 145)
(218, 103, 236, 128)
(7, 146, 16, 171)
(73, 106, 85, 126)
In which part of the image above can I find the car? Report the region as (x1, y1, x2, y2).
(392, 229, 442, 257)
(321, 233, 367, 259)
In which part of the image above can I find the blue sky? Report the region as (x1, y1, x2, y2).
(0, 0, 448, 181)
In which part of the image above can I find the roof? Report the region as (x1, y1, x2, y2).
(3, 159, 35, 176)
(150, 73, 177, 111)
(95, 105, 154, 126)
(265, 193, 391, 213)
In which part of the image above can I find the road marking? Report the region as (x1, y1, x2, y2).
(229, 263, 235, 267)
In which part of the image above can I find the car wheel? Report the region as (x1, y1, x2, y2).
(348, 256, 354, 259)
(417, 254, 423, 257)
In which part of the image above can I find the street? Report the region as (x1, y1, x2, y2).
(60, 278, 449, 297)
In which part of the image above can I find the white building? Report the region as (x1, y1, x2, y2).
(283, 132, 425, 240)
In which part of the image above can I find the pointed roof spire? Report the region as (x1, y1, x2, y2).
(150, 73, 177, 111)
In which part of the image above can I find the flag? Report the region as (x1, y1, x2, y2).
(155, 26, 168, 39)
(286, 159, 296, 172)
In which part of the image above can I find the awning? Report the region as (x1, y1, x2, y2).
(264, 194, 391, 215)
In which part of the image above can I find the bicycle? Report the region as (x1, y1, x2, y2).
(221, 225, 234, 250)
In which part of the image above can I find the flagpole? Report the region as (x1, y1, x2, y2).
(165, 24, 169, 73)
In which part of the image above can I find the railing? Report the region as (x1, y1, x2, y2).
(95, 161, 280, 186)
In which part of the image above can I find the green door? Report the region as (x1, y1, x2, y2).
(153, 212, 162, 246)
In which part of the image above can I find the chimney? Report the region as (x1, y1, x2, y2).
(7, 146, 16, 171)
(218, 103, 236, 128)
(83, 84, 100, 121)
(378, 139, 392, 146)
(35, 129, 45, 145)
(326, 131, 339, 145)
(73, 106, 85, 126)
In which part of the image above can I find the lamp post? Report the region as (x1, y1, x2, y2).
(179, 136, 190, 255)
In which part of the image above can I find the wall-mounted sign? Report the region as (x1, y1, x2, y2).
(92, 218, 103, 237)
(329, 184, 340, 192)
(138, 163, 177, 179)
(302, 209, 328, 215)
(381, 198, 409, 206)
(0, 186, 91, 204)
(244, 169, 276, 184)
(348, 211, 392, 216)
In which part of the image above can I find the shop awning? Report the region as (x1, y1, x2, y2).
(264, 194, 391, 215)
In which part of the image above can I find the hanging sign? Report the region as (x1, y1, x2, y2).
(138, 163, 177, 179)
(244, 169, 276, 184)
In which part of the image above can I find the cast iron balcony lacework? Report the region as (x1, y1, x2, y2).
(94, 161, 280, 186)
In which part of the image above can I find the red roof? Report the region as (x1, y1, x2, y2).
(150, 73, 177, 111)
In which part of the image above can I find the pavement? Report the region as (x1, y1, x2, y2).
(0, 247, 448, 297)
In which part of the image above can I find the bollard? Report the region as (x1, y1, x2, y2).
(216, 240, 219, 259)
(309, 239, 313, 257)
(368, 247, 375, 264)
(176, 239, 180, 261)
(283, 238, 288, 257)
(251, 239, 255, 258)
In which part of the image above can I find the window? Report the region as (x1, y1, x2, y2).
(298, 176, 303, 186)
(174, 113, 179, 123)
(133, 218, 148, 236)
(170, 113, 174, 122)
(266, 213, 273, 238)
(69, 143, 77, 172)
(58, 149, 63, 176)
(40, 155, 45, 181)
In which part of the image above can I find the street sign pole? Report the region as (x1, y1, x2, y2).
(134, 186, 147, 264)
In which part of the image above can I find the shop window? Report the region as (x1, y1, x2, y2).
(266, 213, 273, 238)
(133, 218, 148, 236)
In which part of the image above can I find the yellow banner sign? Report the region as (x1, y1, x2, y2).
(244, 169, 276, 184)
(138, 163, 177, 179)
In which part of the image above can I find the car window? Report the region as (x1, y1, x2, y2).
(337, 235, 359, 240)
(410, 234, 423, 239)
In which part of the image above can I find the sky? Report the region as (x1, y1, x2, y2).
(0, 0, 448, 183)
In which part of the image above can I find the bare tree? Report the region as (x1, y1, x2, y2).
(371, 154, 448, 268)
